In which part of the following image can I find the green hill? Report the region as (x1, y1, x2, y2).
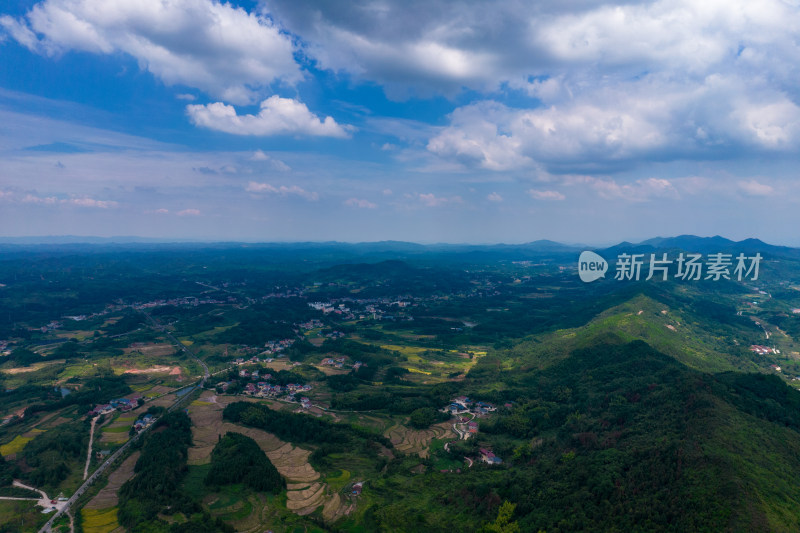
(499, 292, 763, 376)
(369, 340, 800, 531)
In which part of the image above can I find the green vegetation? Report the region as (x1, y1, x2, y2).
(223, 402, 391, 449)
(2, 241, 800, 532)
(205, 432, 284, 493)
(22, 420, 88, 491)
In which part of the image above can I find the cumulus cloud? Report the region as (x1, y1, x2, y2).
(527, 189, 565, 201)
(176, 208, 200, 216)
(428, 75, 800, 172)
(266, 0, 800, 96)
(245, 181, 319, 201)
(344, 197, 378, 209)
(1, 0, 300, 104)
(187, 96, 353, 138)
(263, 0, 800, 170)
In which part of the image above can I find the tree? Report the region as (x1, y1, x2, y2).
(483, 501, 519, 533)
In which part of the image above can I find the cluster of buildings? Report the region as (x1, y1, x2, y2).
(88, 395, 143, 416)
(446, 396, 496, 416)
(263, 338, 295, 354)
(298, 319, 325, 330)
(133, 296, 226, 310)
(321, 356, 348, 368)
(308, 301, 356, 320)
(750, 345, 780, 355)
(237, 380, 313, 399)
(133, 413, 154, 432)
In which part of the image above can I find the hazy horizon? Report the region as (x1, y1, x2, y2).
(0, 233, 792, 249)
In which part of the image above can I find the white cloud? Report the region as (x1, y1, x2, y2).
(12, 193, 117, 207)
(428, 74, 800, 172)
(265, 0, 800, 98)
(187, 96, 352, 138)
(344, 197, 378, 209)
(566, 177, 679, 202)
(416, 193, 461, 207)
(527, 189, 565, 201)
(487, 192, 503, 202)
(65, 197, 118, 208)
(262, 0, 800, 170)
(176, 208, 200, 216)
(1, 0, 300, 104)
(21, 193, 58, 205)
(249, 150, 291, 171)
(245, 181, 319, 201)
(738, 179, 774, 196)
(250, 150, 270, 161)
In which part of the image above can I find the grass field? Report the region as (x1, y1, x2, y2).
(0, 500, 46, 532)
(101, 426, 131, 433)
(324, 469, 351, 492)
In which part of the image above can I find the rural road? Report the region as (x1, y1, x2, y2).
(83, 416, 99, 480)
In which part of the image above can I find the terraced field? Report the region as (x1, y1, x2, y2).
(384, 420, 456, 458)
(85, 452, 140, 510)
(187, 391, 347, 522)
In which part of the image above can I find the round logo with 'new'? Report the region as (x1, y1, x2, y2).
(578, 251, 608, 283)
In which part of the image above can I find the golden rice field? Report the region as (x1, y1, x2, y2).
(0, 435, 32, 456)
(81, 507, 120, 533)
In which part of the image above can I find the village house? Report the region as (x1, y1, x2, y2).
(480, 448, 502, 465)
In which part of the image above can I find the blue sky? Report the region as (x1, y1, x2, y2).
(1, 0, 799, 244)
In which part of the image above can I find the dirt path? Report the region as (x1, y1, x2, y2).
(83, 416, 100, 480)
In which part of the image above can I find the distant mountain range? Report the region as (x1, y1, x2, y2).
(601, 235, 800, 259)
(0, 235, 796, 258)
